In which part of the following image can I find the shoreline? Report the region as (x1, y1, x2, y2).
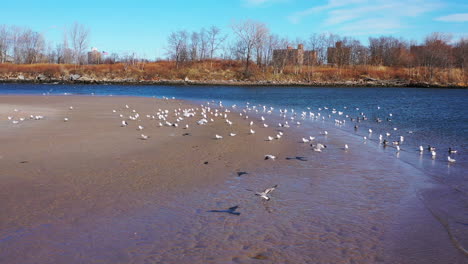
(1, 95, 466, 263)
(1, 78, 466, 89)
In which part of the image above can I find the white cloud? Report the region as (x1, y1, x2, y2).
(288, 0, 442, 35)
(435, 13, 468, 22)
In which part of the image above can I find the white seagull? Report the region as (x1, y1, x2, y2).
(264, 155, 276, 160)
(447, 156, 456, 163)
(215, 134, 223, 139)
(140, 134, 149, 140)
(255, 185, 278, 201)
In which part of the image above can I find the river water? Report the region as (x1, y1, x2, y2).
(1, 83, 467, 263)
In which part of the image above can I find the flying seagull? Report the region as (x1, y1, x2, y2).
(255, 185, 278, 201)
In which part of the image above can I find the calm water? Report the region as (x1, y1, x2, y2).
(1, 83, 468, 263)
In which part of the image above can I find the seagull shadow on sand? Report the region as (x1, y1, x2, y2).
(237, 171, 248, 177)
(207, 206, 241, 216)
(285, 156, 308, 161)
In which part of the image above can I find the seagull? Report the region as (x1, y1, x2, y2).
(140, 134, 149, 140)
(264, 155, 276, 160)
(368, 129, 373, 133)
(396, 146, 401, 152)
(345, 144, 349, 150)
(63, 117, 69, 122)
(255, 185, 278, 201)
(215, 134, 223, 139)
(447, 156, 456, 163)
(419, 146, 424, 153)
(121, 120, 128, 127)
(137, 125, 144, 130)
(69, 106, 73, 110)
(313, 143, 326, 152)
(448, 148, 457, 154)
(266, 136, 274, 141)
(208, 205, 240, 216)
(431, 150, 437, 158)
(250, 129, 256, 134)
(302, 138, 310, 143)
(309, 136, 315, 141)
(230, 133, 237, 137)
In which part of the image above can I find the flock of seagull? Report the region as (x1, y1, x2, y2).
(4, 96, 460, 210)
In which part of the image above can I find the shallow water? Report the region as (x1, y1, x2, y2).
(1, 84, 467, 263)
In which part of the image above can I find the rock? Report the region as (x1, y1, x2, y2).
(37, 74, 47, 81)
(69, 74, 81, 81)
(363, 76, 378, 82)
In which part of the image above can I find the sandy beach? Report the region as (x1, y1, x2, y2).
(0, 95, 466, 264)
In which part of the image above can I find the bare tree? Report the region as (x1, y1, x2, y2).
(0, 25, 10, 63)
(207, 26, 226, 59)
(199, 28, 208, 60)
(166, 30, 189, 68)
(69, 22, 90, 64)
(190, 32, 199, 61)
(231, 20, 269, 75)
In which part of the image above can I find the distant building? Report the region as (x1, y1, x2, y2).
(273, 44, 317, 67)
(87, 47, 102, 64)
(327, 42, 351, 66)
(409, 45, 425, 65)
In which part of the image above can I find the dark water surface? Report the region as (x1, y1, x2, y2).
(1, 83, 467, 263)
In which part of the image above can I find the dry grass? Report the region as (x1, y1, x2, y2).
(0, 61, 466, 86)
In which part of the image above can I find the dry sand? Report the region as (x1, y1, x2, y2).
(0, 95, 466, 264)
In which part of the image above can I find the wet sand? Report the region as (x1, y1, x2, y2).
(0, 95, 466, 263)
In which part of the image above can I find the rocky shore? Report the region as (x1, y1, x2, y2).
(0, 73, 465, 89)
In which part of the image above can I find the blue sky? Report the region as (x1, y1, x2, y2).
(2, 0, 467, 59)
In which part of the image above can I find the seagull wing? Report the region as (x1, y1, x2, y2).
(264, 185, 278, 194)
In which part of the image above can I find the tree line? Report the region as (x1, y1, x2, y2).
(1, 20, 467, 76)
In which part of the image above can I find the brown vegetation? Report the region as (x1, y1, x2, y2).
(0, 60, 466, 87)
